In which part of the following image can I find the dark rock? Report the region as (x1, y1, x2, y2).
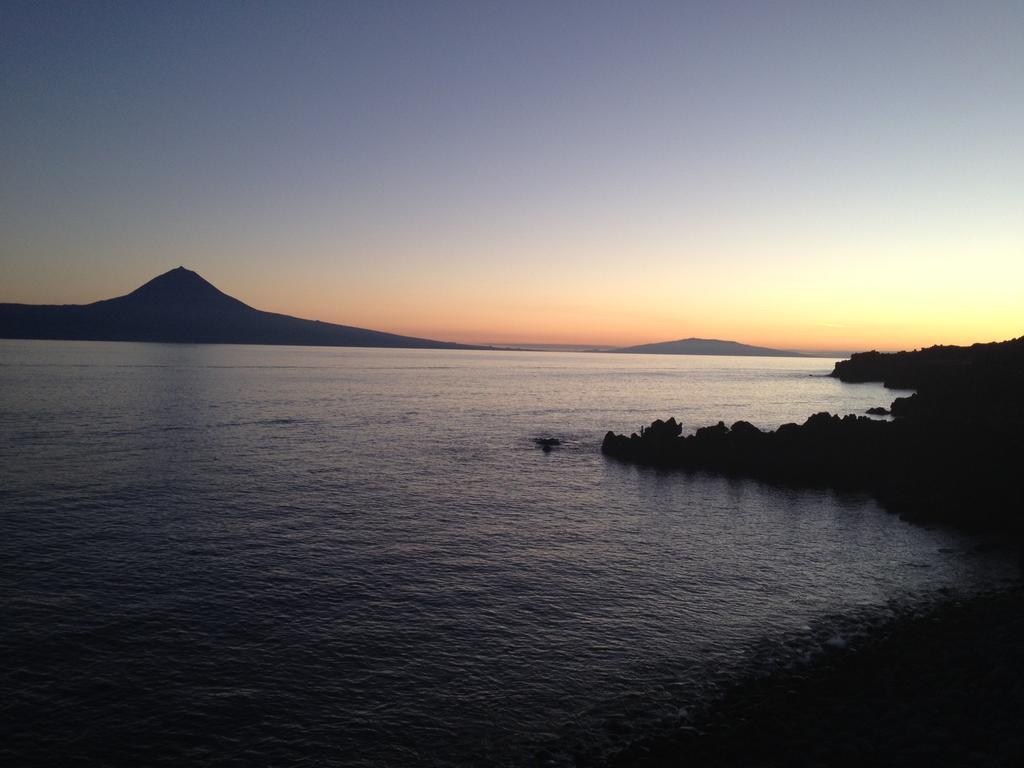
(534, 437, 561, 452)
(603, 335, 1024, 533)
(889, 394, 917, 419)
(642, 418, 682, 440)
(866, 407, 890, 415)
(730, 420, 764, 439)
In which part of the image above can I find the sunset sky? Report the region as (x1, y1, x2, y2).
(3, 1, 1021, 351)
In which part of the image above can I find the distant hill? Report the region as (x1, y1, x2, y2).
(610, 337, 806, 357)
(0, 267, 482, 350)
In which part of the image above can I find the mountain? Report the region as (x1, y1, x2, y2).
(0, 267, 482, 350)
(610, 337, 806, 357)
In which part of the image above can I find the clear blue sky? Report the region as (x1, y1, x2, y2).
(2, 1, 1021, 348)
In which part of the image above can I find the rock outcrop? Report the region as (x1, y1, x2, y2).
(602, 336, 1024, 532)
(534, 437, 562, 452)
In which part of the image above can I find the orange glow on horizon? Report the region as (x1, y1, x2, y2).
(4, 231, 1021, 355)
(259, 293, 1021, 354)
(214, 222, 1023, 354)
(4, 2, 1021, 359)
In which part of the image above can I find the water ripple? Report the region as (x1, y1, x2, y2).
(0, 341, 1017, 767)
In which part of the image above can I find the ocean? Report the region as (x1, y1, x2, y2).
(1, 340, 1016, 766)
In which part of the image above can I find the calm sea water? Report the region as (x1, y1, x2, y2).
(1, 340, 1016, 767)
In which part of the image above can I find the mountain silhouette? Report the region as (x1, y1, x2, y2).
(611, 337, 805, 357)
(0, 267, 481, 349)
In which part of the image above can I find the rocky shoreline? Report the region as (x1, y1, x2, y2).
(601, 585, 1024, 767)
(596, 337, 1024, 765)
(602, 336, 1024, 533)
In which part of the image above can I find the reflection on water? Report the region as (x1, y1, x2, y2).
(0, 341, 1013, 766)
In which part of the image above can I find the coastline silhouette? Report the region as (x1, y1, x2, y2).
(0, 267, 484, 350)
(603, 336, 1024, 533)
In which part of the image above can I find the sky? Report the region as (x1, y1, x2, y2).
(2, 1, 1021, 351)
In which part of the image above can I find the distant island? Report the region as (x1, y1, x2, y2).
(0, 267, 484, 350)
(603, 336, 1024, 533)
(609, 337, 807, 357)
